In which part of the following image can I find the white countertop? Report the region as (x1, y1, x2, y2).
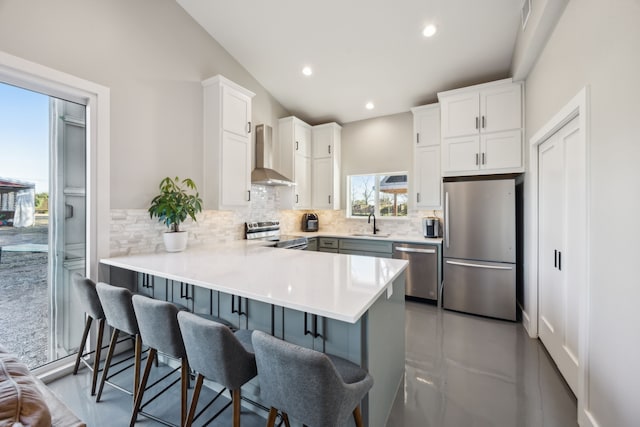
(101, 241, 408, 324)
(301, 231, 443, 245)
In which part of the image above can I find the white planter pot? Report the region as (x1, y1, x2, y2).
(163, 231, 188, 252)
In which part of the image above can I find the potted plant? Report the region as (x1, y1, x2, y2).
(148, 176, 203, 252)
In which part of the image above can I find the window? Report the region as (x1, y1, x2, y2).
(348, 172, 408, 218)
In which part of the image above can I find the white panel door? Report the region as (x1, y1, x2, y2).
(294, 122, 311, 157)
(538, 116, 581, 395)
(480, 84, 522, 133)
(312, 126, 332, 159)
(294, 153, 311, 209)
(312, 157, 332, 209)
(222, 87, 250, 138)
(440, 92, 479, 138)
(442, 135, 479, 174)
(481, 130, 522, 171)
(220, 131, 250, 207)
(415, 146, 441, 209)
(414, 106, 440, 147)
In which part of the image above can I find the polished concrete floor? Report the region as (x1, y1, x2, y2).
(48, 301, 578, 426)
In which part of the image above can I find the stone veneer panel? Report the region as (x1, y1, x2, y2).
(110, 184, 443, 255)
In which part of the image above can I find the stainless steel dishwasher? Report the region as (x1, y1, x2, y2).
(393, 243, 439, 302)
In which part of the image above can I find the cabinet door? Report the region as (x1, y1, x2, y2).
(414, 107, 440, 147)
(440, 92, 479, 138)
(312, 157, 332, 209)
(294, 122, 311, 157)
(217, 292, 241, 329)
(415, 146, 442, 209)
(441, 135, 480, 174)
(312, 126, 333, 159)
(282, 308, 315, 349)
(480, 84, 521, 134)
(294, 153, 311, 209)
(222, 86, 250, 138)
(221, 131, 251, 207)
(481, 130, 522, 171)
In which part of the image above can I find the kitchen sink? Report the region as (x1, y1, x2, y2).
(350, 233, 391, 238)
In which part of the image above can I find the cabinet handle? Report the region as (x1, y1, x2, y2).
(295, 141, 299, 151)
(247, 121, 252, 134)
(417, 193, 421, 203)
(304, 313, 322, 338)
(296, 194, 299, 204)
(475, 153, 479, 165)
(328, 145, 331, 154)
(481, 116, 485, 129)
(558, 251, 562, 271)
(416, 133, 420, 144)
(554, 250, 557, 268)
(482, 152, 486, 165)
(475, 117, 479, 129)
(180, 282, 192, 300)
(248, 190, 251, 201)
(328, 195, 331, 204)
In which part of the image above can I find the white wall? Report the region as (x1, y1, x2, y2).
(340, 112, 413, 208)
(0, 0, 289, 209)
(524, 0, 640, 425)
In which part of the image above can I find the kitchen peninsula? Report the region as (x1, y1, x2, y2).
(100, 241, 408, 427)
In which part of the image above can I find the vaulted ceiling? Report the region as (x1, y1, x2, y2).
(178, 0, 522, 124)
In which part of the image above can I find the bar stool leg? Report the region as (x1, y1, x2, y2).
(134, 334, 142, 398)
(130, 347, 156, 427)
(181, 358, 189, 427)
(184, 373, 204, 427)
(96, 328, 120, 402)
(353, 405, 364, 427)
(73, 316, 92, 375)
(266, 408, 278, 427)
(232, 389, 241, 427)
(91, 318, 105, 396)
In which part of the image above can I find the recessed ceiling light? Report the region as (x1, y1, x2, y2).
(423, 24, 437, 37)
(302, 66, 313, 76)
(365, 102, 375, 110)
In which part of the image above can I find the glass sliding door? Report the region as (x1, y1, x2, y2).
(0, 82, 87, 368)
(49, 98, 87, 361)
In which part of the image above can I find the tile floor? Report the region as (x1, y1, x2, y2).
(47, 301, 578, 426)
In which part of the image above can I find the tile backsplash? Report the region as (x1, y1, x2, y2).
(110, 184, 442, 256)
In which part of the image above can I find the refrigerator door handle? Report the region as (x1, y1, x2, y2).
(445, 260, 513, 270)
(445, 191, 450, 249)
(395, 247, 436, 254)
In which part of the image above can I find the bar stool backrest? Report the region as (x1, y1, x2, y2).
(177, 311, 256, 390)
(72, 274, 104, 320)
(252, 331, 355, 426)
(96, 282, 139, 336)
(131, 295, 186, 359)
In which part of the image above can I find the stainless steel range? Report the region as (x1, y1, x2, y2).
(245, 221, 309, 250)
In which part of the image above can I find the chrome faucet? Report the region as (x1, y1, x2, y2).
(367, 213, 380, 235)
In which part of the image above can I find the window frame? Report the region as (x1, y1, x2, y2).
(346, 171, 409, 219)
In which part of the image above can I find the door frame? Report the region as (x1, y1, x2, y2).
(0, 50, 110, 378)
(526, 86, 592, 425)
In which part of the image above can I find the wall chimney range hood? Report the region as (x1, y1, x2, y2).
(251, 124, 294, 186)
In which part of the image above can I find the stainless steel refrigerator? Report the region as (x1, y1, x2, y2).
(443, 178, 517, 321)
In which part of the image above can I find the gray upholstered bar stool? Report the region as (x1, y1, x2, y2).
(252, 331, 374, 427)
(71, 273, 106, 396)
(177, 311, 257, 427)
(130, 294, 189, 427)
(95, 282, 143, 403)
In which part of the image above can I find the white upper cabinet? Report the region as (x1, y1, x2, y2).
(311, 123, 341, 209)
(279, 116, 312, 209)
(411, 104, 441, 209)
(202, 75, 255, 210)
(439, 78, 524, 176)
